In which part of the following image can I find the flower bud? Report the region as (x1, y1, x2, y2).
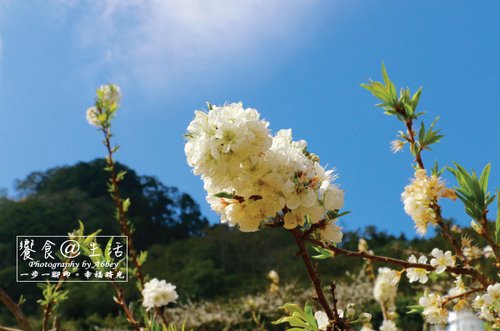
(359, 312, 372, 323)
(470, 220, 482, 234)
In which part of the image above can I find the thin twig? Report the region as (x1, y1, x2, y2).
(0, 288, 32, 331)
(404, 119, 425, 169)
(480, 212, 500, 264)
(441, 287, 483, 308)
(101, 124, 169, 325)
(291, 228, 334, 321)
(433, 205, 469, 265)
(111, 282, 141, 331)
(102, 127, 145, 287)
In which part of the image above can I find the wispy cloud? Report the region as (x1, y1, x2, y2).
(57, 0, 325, 93)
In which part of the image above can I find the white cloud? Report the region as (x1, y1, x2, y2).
(62, 0, 325, 93)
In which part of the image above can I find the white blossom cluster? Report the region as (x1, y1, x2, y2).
(185, 103, 344, 241)
(86, 84, 122, 128)
(401, 169, 456, 235)
(473, 283, 500, 327)
(418, 291, 448, 324)
(142, 278, 178, 310)
(373, 267, 400, 309)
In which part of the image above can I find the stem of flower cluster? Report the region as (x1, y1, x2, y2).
(102, 126, 169, 326)
(102, 128, 145, 287)
(291, 229, 336, 323)
(433, 205, 469, 265)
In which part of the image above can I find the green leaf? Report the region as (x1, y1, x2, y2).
(304, 303, 319, 328)
(104, 237, 114, 261)
(407, 304, 424, 314)
(214, 192, 235, 199)
(479, 163, 491, 195)
(138, 250, 148, 265)
(411, 87, 422, 110)
(449, 163, 493, 221)
(311, 245, 335, 260)
(116, 170, 127, 182)
(122, 198, 131, 213)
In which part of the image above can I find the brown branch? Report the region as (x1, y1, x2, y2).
(0, 288, 32, 331)
(480, 213, 500, 264)
(0, 326, 23, 331)
(404, 119, 425, 170)
(111, 282, 141, 331)
(329, 283, 350, 331)
(102, 127, 145, 288)
(441, 287, 483, 308)
(307, 238, 491, 288)
(291, 228, 335, 322)
(433, 205, 468, 265)
(102, 124, 170, 325)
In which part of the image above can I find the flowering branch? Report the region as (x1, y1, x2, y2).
(306, 237, 491, 288)
(184, 84, 500, 328)
(401, 105, 469, 267)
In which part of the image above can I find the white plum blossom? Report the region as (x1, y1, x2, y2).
(319, 221, 343, 244)
(463, 245, 482, 260)
(373, 268, 400, 309)
(430, 248, 455, 274)
(406, 255, 429, 284)
(185, 103, 345, 235)
(267, 270, 279, 283)
(419, 291, 448, 324)
(448, 276, 466, 297)
(379, 320, 398, 331)
(86, 106, 100, 127)
(98, 83, 121, 106)
(401, 169, 456, 235)
(86, 83, 122, 128)
(142, 278, 178, 310)
(322, 186, 344, 211)
(390, 140, 404, 153)
(473, 283, 500, 325)
(314, 310, 329, 330)
(483, 245, 494, 259)
(361, 325, 375, 331)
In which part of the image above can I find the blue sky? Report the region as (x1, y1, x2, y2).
(1, 1, 499, 237)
